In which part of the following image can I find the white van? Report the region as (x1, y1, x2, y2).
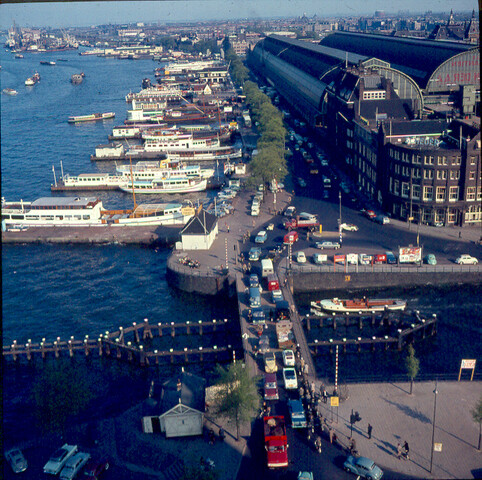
(261, 259, 274, 277)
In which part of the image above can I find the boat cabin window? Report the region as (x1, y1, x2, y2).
(55, 216, 64, 220)
(41, 216, 54, 220)
(11, 214, 25, 220)
(26, 215, 39, 220)
(83, 215, 90, 220)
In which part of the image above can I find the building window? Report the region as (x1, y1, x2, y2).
(413, 168, 421, 179)
(413, 155, 421, 164)
(469, 156, 476, 165)
(424, 170, 434, 180)
(469, 171, 476, 180)
(423, 186, 433, 201)
(437, 156, 448, 165)
(478, 186, 482, 201)
(465, 204, 482, 222)
(449, 186, 459, 201)
(394, 180, 400, 195)
(401, 182, 410, 198)
(437, 170, 447, 180)
(412, 184, 421, 199)
(424, 156, 434, 165)
(450, 170, 460, 180)
(436, 186, 446, 202)
(467, 186, 476, 200)
(452, 156, 461, 165)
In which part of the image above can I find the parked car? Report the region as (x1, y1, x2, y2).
(264, 351, 278, 373)
(44, 444, 78, 475)
(5, 448, 28, 473)
(60, 452, 91, 480)
(316, 241, 341, 250)
(424, 254, 437, 265)
(297, 177, 306, 187)
(298, 472, 314, 480)
(323, 190, 330, 199)
(284, 231, 299, 245)
(364, 209, 377, 219)
(341, 223, 358, 231)
(296, 251, 307, 263)
(282, 349, 296, 367)
(284, 206, 296, 217)
(313, 253, 327, 264)
(455, 254, 478, 265)
(282, 367, 298, 390)
(249, 247, 262, 261)
(252, 307, 266, 325)
(343, 456, 383, 480)
(83, 457, 110, 479)
(386, 251, 397, 264)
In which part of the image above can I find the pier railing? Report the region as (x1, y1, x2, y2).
(287, 264, 482, 274)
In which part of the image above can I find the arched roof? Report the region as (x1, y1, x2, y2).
(320, 31, 474, 89)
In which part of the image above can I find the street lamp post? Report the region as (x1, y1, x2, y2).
(430, 380, 438, 473)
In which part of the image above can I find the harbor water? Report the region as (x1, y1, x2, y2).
(1, 49, 481, 446)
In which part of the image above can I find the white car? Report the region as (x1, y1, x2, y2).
(59, 452, 90, 480)
(341, 223, 359, 232)
(282, 367, 298, 389)
(272, 289, 283, 302)
(316, 241, 341, 250)
(282, 349, 296, 367)
(44, 444, 78, 475)
(296, 251, 307, 263)
(455, 254, 478, 265)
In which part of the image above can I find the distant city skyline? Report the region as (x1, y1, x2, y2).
(0, 0, 478, 29)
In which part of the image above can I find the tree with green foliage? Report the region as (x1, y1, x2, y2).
(249, 146, 287, 185)
(471, 394, 482, 450)
(405, 344, 420, 394)
(32, 362, 94, 434)
(213, 362, 259, 440)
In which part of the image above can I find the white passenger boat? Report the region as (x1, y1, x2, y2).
(1, 196, 195, 228)
(118, 176, 207, 194)
(116, 160, 214, 180)
(51, 172, 130, 191)
(311, 298, 407, 314)
(127, 144, 242, 161)
(2, 88, 18, 96)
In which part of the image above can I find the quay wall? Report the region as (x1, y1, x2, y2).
(2, 225, 181, 246)
(291, 270, 482, 292)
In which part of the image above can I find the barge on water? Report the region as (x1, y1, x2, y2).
(311, 297, 407, 314)
(68, 112, 115, 123)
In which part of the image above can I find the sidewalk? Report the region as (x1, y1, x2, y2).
(315, 380, 482, 479)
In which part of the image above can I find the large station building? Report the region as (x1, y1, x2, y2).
(248, 32, 480, 226)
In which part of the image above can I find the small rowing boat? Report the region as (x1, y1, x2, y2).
(311, 297, 407, 314)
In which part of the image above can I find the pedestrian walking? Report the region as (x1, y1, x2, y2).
(397, 443, 403, 459)
(329, 427, 334, 444)
(247, 262, 251, 272)
(227, 225, 230, 233)
(311, 381, 316, 395)
(303, 363, 309, 375)
(367, 423, 372, 439)
(403, 441, 410, 460)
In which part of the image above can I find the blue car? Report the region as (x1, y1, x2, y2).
(424, 254, 437, 265)
(344, 456, 383, 479)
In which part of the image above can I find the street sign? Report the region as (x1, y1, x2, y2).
(330, 396, 339, 407)
(459, 359, 476, 381)
(434, 443, 442, 452)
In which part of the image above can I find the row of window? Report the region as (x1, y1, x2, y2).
(389, 148, 467, 166)
(391, 180, 482, 202)
(392, 165, 479, 181)
(7, 214, 91, 220)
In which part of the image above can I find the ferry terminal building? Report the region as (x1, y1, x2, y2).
(248, 31, 480, 227)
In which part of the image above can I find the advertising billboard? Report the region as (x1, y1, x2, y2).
(399, 246, 422, 263)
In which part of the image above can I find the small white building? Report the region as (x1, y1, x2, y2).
(142, 371, 206, 438)
(179, 210, 218, 250)
(94, 143, 124, 158)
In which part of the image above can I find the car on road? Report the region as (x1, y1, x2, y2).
(44, 444, 79, 475)
(296, 251, 307, 263)
(284, 206, 296, 217)
(266, 223, 274, 231)
(5, 448, 28, 473)
(343, 456, 383, 480)
(264, 351, 278, 373)
(284, 231, 299, 245)
(282, 349, 295, 367)
(282, 367, 298, 389)
(249, 273, 260, 289)
(424, 254, 437, 265)
(321, 159, 329, 167)
(272, 289, 283, 302)
(297, 177, 306, 187)
(364, 209, 377, 219)
(341, 223, 358, 231)
(298, 473, 314, 480)
(252, 307, 266, 325)
(249, 247, 262, 261)
(255, 230, 268, 243)
(264, 372, 279, 400)
(83, 456, 110, 479)
(323, 190, 330, 199)
(374, 215, 390, 225)
(316, 241, 341, 250)
(455, 254, 478, 265)
(60, 452, 91, 480)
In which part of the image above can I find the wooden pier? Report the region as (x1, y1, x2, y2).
(2, 318, 243, 366)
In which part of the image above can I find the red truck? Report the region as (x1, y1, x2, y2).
(264, 416, 289, 468)
(283, 213, 319, 230)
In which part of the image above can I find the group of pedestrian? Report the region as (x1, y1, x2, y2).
(241, 262, 252, 273)
(397, 441, 410, 460)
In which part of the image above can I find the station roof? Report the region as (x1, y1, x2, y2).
(320, 31, 473, 89)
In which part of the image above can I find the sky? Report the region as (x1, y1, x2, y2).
(0, 0, 478, 29)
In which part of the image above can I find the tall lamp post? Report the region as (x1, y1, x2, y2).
(339, 191, 343, 244)
(430, 380, 438, 473)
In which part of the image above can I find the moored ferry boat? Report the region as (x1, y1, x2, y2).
(311, 298, 407, 314)
(115, 160, 215, 180)
(51, 172, 130, 191)
(1, 196, 196, 228)
(118, 176, 207, 194)
(68, 112, 115, 123)
(126, 144, 242, 161)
